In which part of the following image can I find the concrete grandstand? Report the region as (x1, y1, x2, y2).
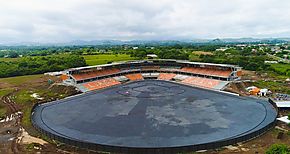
(62, 59, 242, 92)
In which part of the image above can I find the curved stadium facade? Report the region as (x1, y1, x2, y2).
(31, 60, 277, 154)
(65, 59, 242, 92)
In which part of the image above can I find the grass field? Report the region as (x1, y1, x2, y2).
(0, 74, 58, 125)
(83, 54, 137, 66)
(0, 74, 44, 85)
(0, 54, 137, 66)
(191, 51, 214, 55)
(0, 57, 20, 62)
(270, 63, 290, 76)
(189, 51, 214, 62)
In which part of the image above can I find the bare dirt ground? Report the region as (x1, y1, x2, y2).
(3, 93, 21, 115)
(0, 114, 20, 154)
(0, 75, 88, 154)
(224, 81, 252, 96)
(18, 128, 47, 145)
(224, 70, 262, 96)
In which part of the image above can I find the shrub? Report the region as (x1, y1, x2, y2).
(266, 144, 290, 154)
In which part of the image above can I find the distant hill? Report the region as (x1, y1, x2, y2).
(0, 38, 289, 47)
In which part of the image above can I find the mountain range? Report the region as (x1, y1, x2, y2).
(1, 38, 289, 46)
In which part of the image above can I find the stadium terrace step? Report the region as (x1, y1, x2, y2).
(72, 68, 120, 81)
(181, 67, 231, 78)
(158, 73, 177, 80)
(125, 73, 144, 81)
(82, 78, 121, 91)
(181, 77, 221, 89)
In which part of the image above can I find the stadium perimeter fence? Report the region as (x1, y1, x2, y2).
(31, 98, 278, 154)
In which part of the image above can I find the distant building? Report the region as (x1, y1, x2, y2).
(246, 86, 259, 95)
(147, 54, 158, 59)
(264, 61, 278, 64)
(215, 47, 229, 52)
(132, 47, 139, 50)
(236, 44, 247, 47)
(271, 46, 281, 53)
(251, 49, 257, 53)
(146, 47, 155, 49)
(259, 89, 269, 97)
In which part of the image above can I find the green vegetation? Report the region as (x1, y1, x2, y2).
(12, 88, 69, 127)
(0, 74, 43, 85)
(156, 50, 189, 60)
(128, 48, 189, 60)
(288, 114, 290, 127)
(0, 73, 73, 127)
(270, 63, 290, 77)
(196, 48, 271, 71)
(0, 55, 86, 78)
(0, 88, 13, 97)
(26, 143, 39, 151)
(266, 144, 290, 154)
(0, 44, 288, 79)
(253, 80, 290, 94)
(0, 57, 19, 62)
(83, 54, 137, 66)
(0, 107, 6, 119)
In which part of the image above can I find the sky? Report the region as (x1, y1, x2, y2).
(1, 0, 290, 43)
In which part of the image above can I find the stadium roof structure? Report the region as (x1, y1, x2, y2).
(67, 59, 240, 71)
(275, 101, 290, 108)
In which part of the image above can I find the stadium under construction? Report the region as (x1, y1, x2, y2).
(31, 60, 278, 153)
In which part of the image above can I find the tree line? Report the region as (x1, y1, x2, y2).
(0, 55, 86, 78)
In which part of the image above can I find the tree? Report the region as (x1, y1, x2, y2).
(0, 55, 87, 78)
(156, 50, 189, 60)
(72, 50, 83, 55)
(8, 51, 19, 58)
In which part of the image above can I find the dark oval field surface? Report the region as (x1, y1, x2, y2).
(32, 80, 277, 149)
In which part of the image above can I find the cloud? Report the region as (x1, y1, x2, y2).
(0, 0, 290, 43)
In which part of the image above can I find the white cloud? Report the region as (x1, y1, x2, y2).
(0, 0, 290, 43)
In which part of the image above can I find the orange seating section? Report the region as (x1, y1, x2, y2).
(72, 68, 120, 81)
(125, 74, 144, 81)
(158, 73, 176, 80)
(181, 67, 231, 77)
(181, 77, 220, 89)
(83, 78, 121, 91)
(72, 66, 232, 81)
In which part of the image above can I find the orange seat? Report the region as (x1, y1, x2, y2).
(72, 68, 120, 81)
(158, 73, 176, 80)
(125, 74, 144, 81)
(181, 67, 232, 78)
(83, 78, 121, 91)
(181, 77, 220, 89)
